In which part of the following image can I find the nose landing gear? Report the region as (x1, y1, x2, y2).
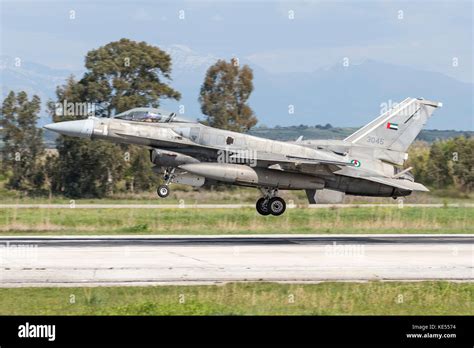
(256, 188, 286, 216)
(157, 168, 175, 198)
(157, 185, 170, 198)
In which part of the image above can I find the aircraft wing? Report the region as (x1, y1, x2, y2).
(230, 151, 353, 174)
(118, 133, 352, 175)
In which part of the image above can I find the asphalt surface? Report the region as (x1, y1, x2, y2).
(1, 235, 473, 246)
(1, 203, 473, 209)
(0, 235, 472, 286)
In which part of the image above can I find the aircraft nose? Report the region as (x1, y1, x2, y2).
(43, 119, 94, 138)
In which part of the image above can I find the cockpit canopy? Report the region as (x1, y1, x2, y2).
(113, 107, 195, 123)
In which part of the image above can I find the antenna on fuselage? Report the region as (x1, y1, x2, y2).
(165, 112, 176, 123)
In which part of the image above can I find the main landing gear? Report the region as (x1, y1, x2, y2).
(157, 168, 175, 198)
(256, 188, 286, 216)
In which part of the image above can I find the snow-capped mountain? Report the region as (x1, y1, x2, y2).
(163, 44, 219, 75)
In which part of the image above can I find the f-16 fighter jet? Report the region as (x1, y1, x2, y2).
(44, 97, 441, 216)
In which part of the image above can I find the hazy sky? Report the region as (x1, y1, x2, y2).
(1, 0, 472, 82)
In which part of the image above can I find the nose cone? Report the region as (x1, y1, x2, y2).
(44, 119, 94, 138)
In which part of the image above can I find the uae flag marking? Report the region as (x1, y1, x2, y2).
(386, 122, 399, 130)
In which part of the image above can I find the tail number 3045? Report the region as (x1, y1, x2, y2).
(367, 136, 384, 145)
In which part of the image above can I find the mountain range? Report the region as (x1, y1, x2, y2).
(1, 45, 472, 130)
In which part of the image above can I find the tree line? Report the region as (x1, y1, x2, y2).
(407, 137, 473, 194)
(1, 39, 472, 198)
(0, 39, 255, 197)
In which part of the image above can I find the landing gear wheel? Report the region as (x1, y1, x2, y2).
(268, 197, 286, 216)
(256, 197, 270, 216)
(157, 185, 170, 198)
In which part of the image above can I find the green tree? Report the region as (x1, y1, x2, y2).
(48, 39, 181, 197)
(451, 137, 473, 191)
(46, 76, 126, 198)
(199, 58, 257, 132)
(0, 91, 45, 193)
(425, 140, 453, 189)
(81, 38, 181, 115)
(406, 141, 430, 184)
(409, 137, 473, 193)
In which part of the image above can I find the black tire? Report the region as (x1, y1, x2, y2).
(256, 197, 270, 216)
(268, 197, 286, 216)
(157, 185, 170, 198)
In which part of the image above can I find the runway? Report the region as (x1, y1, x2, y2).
(0, 235, 472, 287)
(1, 203, 473, 209)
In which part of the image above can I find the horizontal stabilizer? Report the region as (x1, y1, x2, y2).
(364, 176, 429, 192)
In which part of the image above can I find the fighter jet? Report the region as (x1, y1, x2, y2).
(44, 97, 441, 215)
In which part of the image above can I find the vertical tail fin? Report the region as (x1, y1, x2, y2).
(344, 98, 442, 153)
